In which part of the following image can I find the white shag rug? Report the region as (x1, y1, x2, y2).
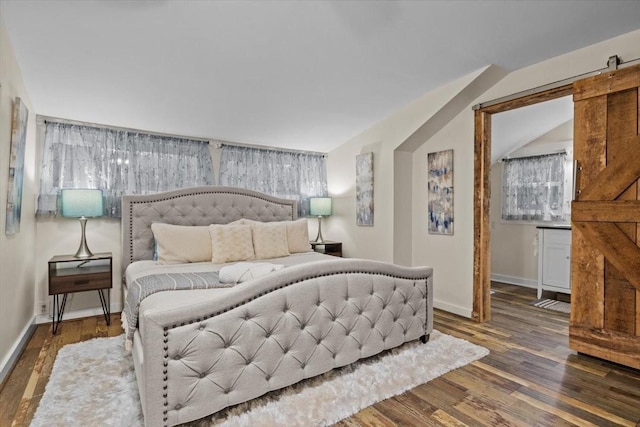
(31, 330, 488, 427)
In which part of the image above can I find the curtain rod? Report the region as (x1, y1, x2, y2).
(37, 115, 328, 155)
(37, 115, 211, 144)
(502, 149, 567, 162)
(214, 141, 326, 156)
(473, 55, 640, 110)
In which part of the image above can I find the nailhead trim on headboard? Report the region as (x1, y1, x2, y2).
(122, 186, 297, 273)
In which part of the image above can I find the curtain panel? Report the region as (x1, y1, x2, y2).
(37, 122, 213, 218)
(218, 145, 327, 217)
(501, 152, 570, 222)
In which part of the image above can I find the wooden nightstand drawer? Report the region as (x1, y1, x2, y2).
(49, 273, 111, 294)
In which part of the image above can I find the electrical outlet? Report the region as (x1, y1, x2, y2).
(40, 301, 49, 315)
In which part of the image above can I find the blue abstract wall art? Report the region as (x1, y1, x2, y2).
(6, 97, 29, 235)
(427, 149, 453, 235)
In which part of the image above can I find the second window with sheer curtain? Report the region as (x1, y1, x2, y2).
(218, 145, 328, 217)
(501, 152, 572, 222)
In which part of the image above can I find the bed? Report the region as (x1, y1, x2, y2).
(121, 186, 433, 427)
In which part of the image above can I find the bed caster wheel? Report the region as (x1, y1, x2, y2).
(420, 334, 430, 344)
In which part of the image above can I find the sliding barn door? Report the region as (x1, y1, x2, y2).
(570, 64, 640, 369)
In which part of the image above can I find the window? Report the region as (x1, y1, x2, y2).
(218, 145, 327, 217)
(37, 121, 213, 218)
(501, 152, 571, 222)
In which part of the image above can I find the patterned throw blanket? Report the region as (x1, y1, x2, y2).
(121, 272, 233, 350)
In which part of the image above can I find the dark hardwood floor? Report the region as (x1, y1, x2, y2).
(2, 283, 639, 426)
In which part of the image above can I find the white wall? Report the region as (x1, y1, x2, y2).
(489, 162, 539, 287)
(325, 68, 490, 261)
(0, 17, 38, 371)
(411, 110, 476, 316)
(329, 29, 640, 318)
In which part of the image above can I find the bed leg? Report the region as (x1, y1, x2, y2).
(420, 334, 430, 344)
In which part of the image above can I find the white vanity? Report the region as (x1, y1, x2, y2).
(537, 226, 571, 299)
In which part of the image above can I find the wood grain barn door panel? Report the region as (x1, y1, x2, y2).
(570, 64, 640, 369)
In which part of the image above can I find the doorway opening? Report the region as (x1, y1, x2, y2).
(490, 96, 574, 315)
(472, 85, 573, 322)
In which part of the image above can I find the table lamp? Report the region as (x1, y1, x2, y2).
(60, 189, 104, 258)
(310, 197, 332, 243)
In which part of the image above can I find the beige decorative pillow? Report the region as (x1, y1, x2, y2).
(285, 218, 312, 253)
(151, 223, 212, 264)
(251, 221, 290, 259)
(209, 224, 255, 263)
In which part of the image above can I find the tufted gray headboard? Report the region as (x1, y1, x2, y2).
(121, 186, 297, 273)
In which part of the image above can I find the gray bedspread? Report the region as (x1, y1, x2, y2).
(121, 271, 232, 349)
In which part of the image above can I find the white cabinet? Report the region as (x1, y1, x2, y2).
(537, 227, 571, 299)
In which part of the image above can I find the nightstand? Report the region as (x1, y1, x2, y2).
(48, 252, 112, 334)
(310, 241, 342, 257)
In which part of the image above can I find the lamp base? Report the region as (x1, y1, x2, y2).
(314, 216, 326, 243)
(74, 217, 94, 258)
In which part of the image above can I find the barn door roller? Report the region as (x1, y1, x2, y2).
(607, 55, 621, 70)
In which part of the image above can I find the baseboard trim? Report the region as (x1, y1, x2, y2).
(35, 303, 122, 325)
(434, 299, 472, 319)
(491, 273, 538, 289)
(0, 318, 36, 387)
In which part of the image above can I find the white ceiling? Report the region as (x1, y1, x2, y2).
(2, 1, 640, 152)
(492, 96, 574, 164)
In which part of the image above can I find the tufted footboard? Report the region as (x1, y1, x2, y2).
(135, 259, 433, 427)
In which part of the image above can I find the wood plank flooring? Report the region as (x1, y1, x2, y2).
(2, 283, 639, 426)
(0, 313, 123, 427)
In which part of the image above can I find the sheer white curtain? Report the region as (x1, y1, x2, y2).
(37, 121, 214, 217)
(502, 152, 570, 222)
(218, 145, 327, 217)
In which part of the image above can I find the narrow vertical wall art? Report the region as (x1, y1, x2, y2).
(427, 149, 453, 235)
(356, 152, 374, 226)
(5, 97, 29, 235)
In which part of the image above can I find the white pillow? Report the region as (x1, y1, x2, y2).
(251, 221, 290, 259)
(209, 224, 255, 263)
(285, 218, 312, 253)
(151, 223, 212, 264)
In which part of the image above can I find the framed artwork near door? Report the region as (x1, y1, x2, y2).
(427, 149, 454, 235)
(356, 152, 374, 226)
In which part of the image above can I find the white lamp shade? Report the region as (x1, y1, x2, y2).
(60, 189, 104, 218)
(310, 197, 332, 216)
